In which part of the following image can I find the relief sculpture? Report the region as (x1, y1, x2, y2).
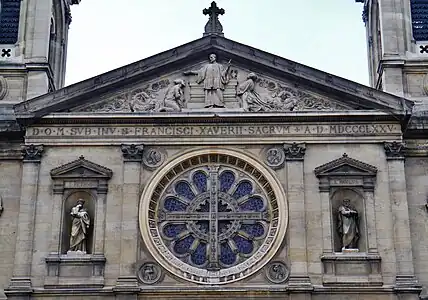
(184, 53, 231, 108)
(77, 67, 350, 113)
(79, 79, 171, 113)
(158, 79, 186, 112)
(237, 72, 350, 112)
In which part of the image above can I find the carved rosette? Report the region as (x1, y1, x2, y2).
(264, 146, 285, 169)
(265, 261, 290, 284)
(384, 141, 405, 160)
(284, 143, 306, 161)
(22, 144, 44, 162)
(121, 144, 144, 162)
(142, 147, 166, 169)
(137, 262, 163, 285)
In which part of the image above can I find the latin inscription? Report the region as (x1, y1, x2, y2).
(330, 178, 363, 186)
(28, 123, 399, 138)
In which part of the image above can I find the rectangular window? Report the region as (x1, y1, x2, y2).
(411, 0, 428, 41)
(0, 0, 21, 44)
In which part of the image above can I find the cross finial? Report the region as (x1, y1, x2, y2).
(203, 1, 225, 37)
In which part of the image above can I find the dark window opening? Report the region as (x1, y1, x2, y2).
(411, 0, 428, 41)
(0, 0, 21, 44)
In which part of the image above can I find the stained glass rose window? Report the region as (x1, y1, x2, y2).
(140, 150, 287, 284)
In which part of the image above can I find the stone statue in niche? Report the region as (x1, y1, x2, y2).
(237, 72, 298, 112)
(68, 199, 90, 253)
(183, 53, 231, 108)
(157, 79, 186, 112)
(337, 199, 360, 251)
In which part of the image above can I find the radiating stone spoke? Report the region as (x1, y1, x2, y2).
(218, 212, 268, 221)
(164, 212, 209, 221)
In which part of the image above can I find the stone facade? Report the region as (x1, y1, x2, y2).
(1, 1, 428, 299)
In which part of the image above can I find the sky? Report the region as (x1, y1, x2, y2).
(65, 0, 369, 87)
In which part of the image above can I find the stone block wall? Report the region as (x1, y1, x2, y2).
(0, 161, 22, 288)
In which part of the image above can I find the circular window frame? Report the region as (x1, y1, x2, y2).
(139, 148, 288, 285)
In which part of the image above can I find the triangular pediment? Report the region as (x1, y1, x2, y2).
(314, 153, 377, 178)
(50, 156, 113, 180)
(14, 35, 413, 121)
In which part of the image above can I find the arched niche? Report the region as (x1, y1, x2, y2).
(330, 188, 367, 253)
(61, 190, 96, 254)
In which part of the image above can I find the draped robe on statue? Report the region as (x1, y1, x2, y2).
(69, 207, 90, 252)
(337, 204, 359, 250)
(195, 62, 229, 107)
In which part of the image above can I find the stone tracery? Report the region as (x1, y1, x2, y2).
(158, 167, 269, 269)
(140, 151, 286, 284)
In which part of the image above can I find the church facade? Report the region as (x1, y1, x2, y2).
(0, 1, 428, 299)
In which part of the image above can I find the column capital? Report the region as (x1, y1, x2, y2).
(21, 144, 44, 162)
(121, 144, 144, 162)
(284, 143, 306, 161)
(384, 141, 405, 160)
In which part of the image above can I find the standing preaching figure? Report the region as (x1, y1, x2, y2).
(337, 199, 359, 251)
(69, 199, 90, 253)
(184, 53, 231, 108)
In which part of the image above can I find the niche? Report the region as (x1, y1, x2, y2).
(61, 191, 96, 254)
(331, 188, 367, 253)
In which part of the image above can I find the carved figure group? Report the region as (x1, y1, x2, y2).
(184, 53, 231, 108)
(237, 72, 298, 112)
(337, 199, 359, 251)
(69, 199, 90, 253)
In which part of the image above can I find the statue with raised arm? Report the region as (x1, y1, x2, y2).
(184, 53, 231, 108)
(337, 199, 359, 251)
(69, 199, 90, 253)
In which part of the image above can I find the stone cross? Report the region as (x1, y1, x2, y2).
(203, 1, 225, 36)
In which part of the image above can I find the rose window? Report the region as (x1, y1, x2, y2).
(141, 151, 287, 284)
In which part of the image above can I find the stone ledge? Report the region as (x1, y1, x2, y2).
(321, 253, 382, 286)
(4, 277, 33, 296)
(44, 252, 106, 289)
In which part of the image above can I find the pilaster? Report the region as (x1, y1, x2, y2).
(114, 144, 144, 296)
(6, 145, 44, 296)
(284, 143, 311, 288)
(384, 142, 420, 290)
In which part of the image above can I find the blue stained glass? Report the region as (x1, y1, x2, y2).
(164, 197, 187, 212)
(191, 242, 207, 265)
(174, 235, 195, 255)
(163, 224, 187, 238)
(175, 181, 195, 200)
(192, 171, 207, 193)
(233, 181, 253, 199)
(239, 196, 264, 212)
(219, 171, 235, 192)
(220, 242, 236, 265)
(218, 200, 232, 212)
(241, 223, 265, 238)
(219, 220, 232, 233)
(195, 221, 209, 234)
(196, 201, 209, 212)
(233, 235, 253, 254)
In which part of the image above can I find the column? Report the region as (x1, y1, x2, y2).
(284, 143, 311, 287)
(7, 145, 43, 294)
(384, 142, 418, 287)
(114, 144, 144, 298)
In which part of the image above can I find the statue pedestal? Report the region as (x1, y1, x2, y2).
(186, 80, 239, 109)
(342, 248, 359, 254)
(321, 253, 382, 286)
(44, 252, 106, 289)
